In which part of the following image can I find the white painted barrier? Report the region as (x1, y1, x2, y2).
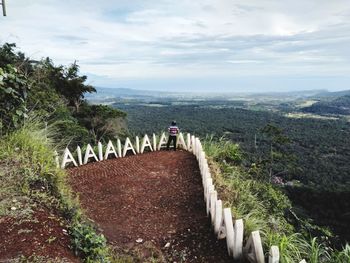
(57, 133, 281, 262)
(234, 219, 244, 259)
(214, 200, 223, 235)
(223, 207, 235, 256)
(210, 190, 217, 223)
(269, 246, 280, 263)
(244, 231, 265, 263)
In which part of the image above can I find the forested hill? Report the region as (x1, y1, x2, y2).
(302, 94, 350, 115)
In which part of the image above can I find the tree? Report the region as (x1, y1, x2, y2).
(0, 64, 30, 133)
(74, 103, 127, 143)
(59, 62, 96, 112)
(251, 124, 296, 183)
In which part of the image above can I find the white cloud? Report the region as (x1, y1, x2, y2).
(0, 0, 349, 91)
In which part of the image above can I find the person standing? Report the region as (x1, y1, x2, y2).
(166, 121, 179, 151)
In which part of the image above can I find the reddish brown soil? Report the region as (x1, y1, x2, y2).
(0, 206, 80, 263)
(69, 150, 232, 262)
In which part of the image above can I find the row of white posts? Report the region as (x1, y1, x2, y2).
(57, 133, 306, 263)
(192, 136, 281, 263)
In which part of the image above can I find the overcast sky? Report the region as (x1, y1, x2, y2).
(1, 0, 350, 92)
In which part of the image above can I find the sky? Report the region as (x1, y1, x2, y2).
(0, 0, 350, 92)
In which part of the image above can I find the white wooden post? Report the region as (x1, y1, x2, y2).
(218, 209, 227, 240)
(197, 138, 201, 157)
(269, 246, 280, 263)
(244, 231, 265, 263)
(204, 177, 213, 202)
(210, 191, 217, 224)
(202, 168, 210, 187)
(201, 152, 206, 172)
(196, 138, 200, 159)
(191, 135, 196, 153)
(214, 200, 223, 234)
(187, 133, 191, 151)
(206, 184, 214, 215)
(223, 208, 235, 256)
(77, 146, 83, 165)
(233, 219, 244, 260)
(98, 142, 103, 161)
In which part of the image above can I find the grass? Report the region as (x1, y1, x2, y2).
(203, 136, 293, 238)
(0, 118, 123, 262)
(202, 136, 350, 263)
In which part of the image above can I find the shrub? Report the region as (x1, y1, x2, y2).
(70, 222, 109, 262)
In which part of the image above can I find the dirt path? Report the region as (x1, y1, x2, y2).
(0, 206, 80, 263)
(69, 150, 231, 262)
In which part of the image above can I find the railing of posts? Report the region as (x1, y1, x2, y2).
(56, 132, 306, 263)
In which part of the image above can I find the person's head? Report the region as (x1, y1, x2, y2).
(171, 120, 176, 126)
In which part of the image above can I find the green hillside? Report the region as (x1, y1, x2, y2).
(302, 95, 350, 115)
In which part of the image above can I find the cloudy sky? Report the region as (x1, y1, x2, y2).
(1, 0, 350, 92)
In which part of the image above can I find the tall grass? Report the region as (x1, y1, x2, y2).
(0, 118, 115, 262)
(329, 244, 350, 263)
(203, 136, 292, 238)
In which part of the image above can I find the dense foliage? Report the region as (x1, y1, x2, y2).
(0, 64, 30, 132)
(0, 43, 127, 145)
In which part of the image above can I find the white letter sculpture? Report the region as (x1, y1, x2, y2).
(61, 148, 78, 168)
(84, 144, 99, 164)
(123, 137, 136, 157)
(141, 134, 153, 153)
(177, 133, 187, 150)
(158, 132, 168, 150)
(104, 140, 118, 159)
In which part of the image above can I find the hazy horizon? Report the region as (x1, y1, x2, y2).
(1, 1, 350, 92)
